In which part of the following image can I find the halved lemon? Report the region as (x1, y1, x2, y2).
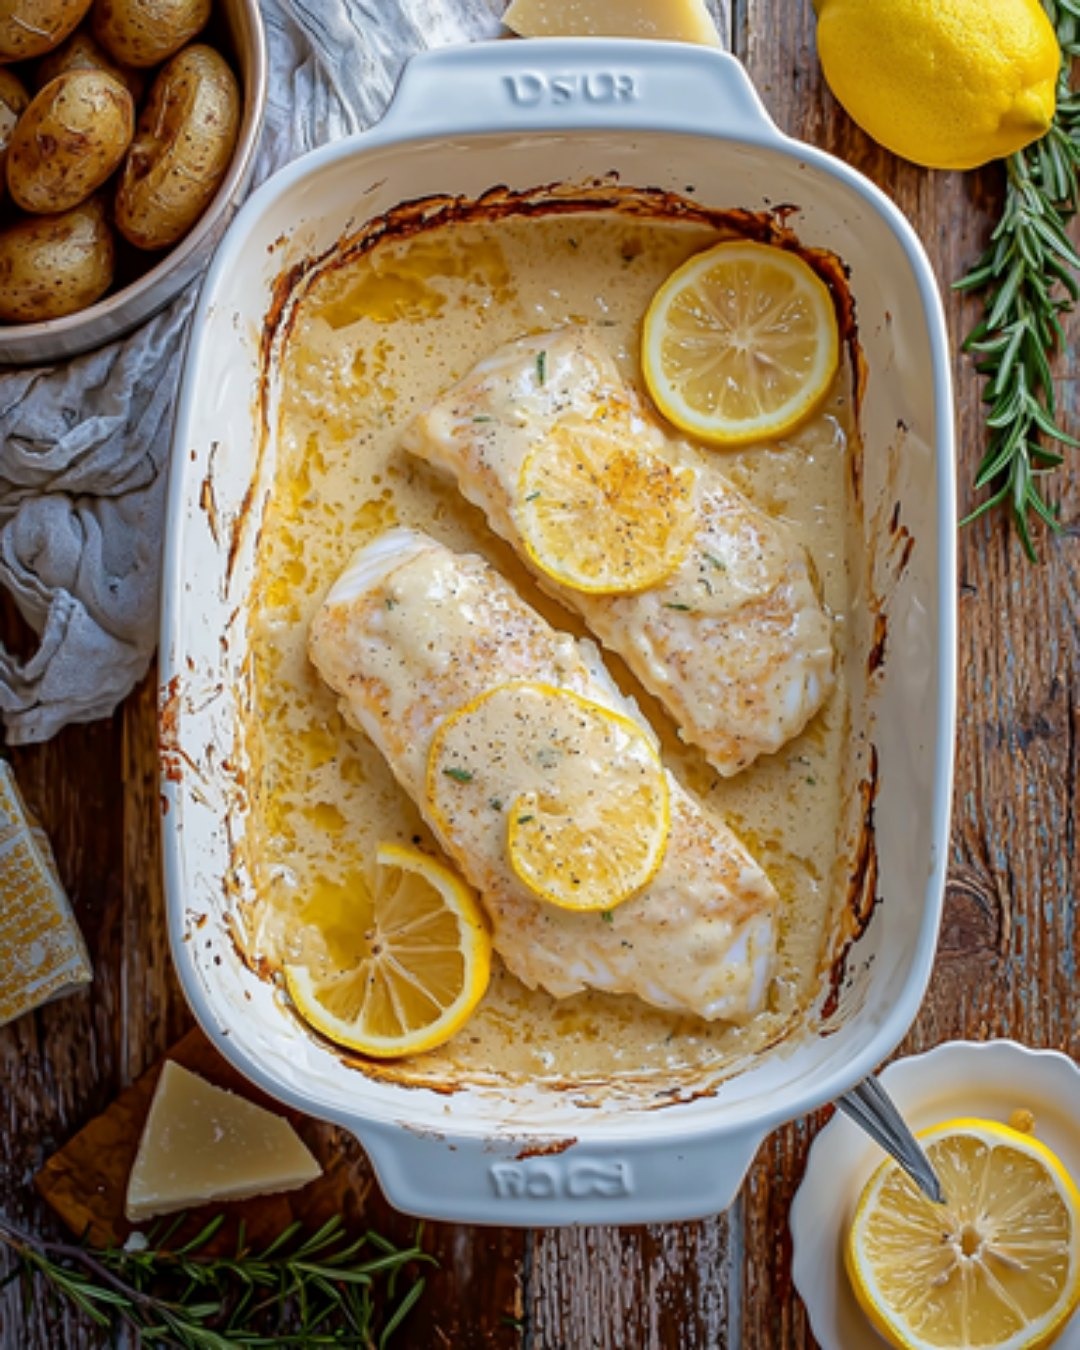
(846, 1117, 1080, 1350)
(514, 417, 696, 594)
(283, 842, 491, 1059)
(426, 680, 670, 912)
(642, 240, 840, 447)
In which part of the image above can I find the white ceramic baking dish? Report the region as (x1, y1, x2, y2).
(160, 39, 956, 1226)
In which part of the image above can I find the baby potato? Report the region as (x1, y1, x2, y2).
(7, 68, 134, 214)
(0, 0, 93, 62)
(0, 67, 28, 194)
(115, 44, 239, 251)
(36, 27, 145, 103)
(0, 195, 113, 321)
(92, 0, 210, 69)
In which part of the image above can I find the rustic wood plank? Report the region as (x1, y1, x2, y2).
(0, 712, 125, 1349)
(3, 3, 1078, 1348)
(737, 4, 1080, 1349)
(2, 666, 526, 1347)
(527, 1215, 736, 1349)
(521, 4, 739, 1341)
(119, 672, 192, 1079)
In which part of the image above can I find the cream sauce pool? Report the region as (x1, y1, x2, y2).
(243, 210, 859, 1095)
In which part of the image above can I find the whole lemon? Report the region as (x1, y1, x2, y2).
(815, 0, 1059, 170)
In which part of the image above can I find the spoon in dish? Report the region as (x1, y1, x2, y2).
(837, 1075, 946, 1204)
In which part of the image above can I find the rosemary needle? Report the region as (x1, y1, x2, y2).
(0, 1211, 432, 1348)
(955, 0, 1080, 558)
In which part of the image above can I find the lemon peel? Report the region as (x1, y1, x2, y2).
(846, 1117, 1080, 1350)
(815, 0, 1059, 170)
(514, 417, 696, 595)
(284, 842, 491, 1059)
(426, 680, 670, 913)
(642, 241, 839, 448)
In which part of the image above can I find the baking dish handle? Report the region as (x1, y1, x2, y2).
(356, 1118, 767, 1226)
(377, 39, 783, 145)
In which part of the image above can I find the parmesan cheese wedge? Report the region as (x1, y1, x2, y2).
(503, 0, 723, 46)
(125, 1061, 322, 1222)
(0, 760, 91, 1028)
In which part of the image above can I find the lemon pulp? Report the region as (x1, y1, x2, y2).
(284, 842, 491, 1058)
(426, 680, 670, 913)
(642, 240, 840, 447)
(846, 1117, 1080, 1350)
(514, 415, 696, 594)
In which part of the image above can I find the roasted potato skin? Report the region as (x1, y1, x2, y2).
(115, 43, 238, 251)
(0, 66, 28, 194)
(36, 28, 145, 103)
(0, 194, 113, 321)
(92, 0, 210, 69)
(0, 0, 93, 63)
(7, 68, 134, 213)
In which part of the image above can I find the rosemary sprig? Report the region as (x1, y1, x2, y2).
(0, 1212, 431, 1348)
(955, 0, 1080, 558)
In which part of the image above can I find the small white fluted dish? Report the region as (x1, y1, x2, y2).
(790, 1039, 1080, 1350)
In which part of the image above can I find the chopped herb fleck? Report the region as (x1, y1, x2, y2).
(385, 597, 397, 610)
(473, 415, 493, 423)
(705, 553, 727, 571)
(442, 767, 474, 784)
(489, 797, 503, 811)
(600, 910, 614, 925)
(525, 490, 541, 502)
(517, 814, 535, 825)
(805, 775, 817, 786)
(536, 350, 547, 384)
(664, 602, 693, 612)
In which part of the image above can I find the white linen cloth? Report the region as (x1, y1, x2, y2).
(0, 0, 503, 743)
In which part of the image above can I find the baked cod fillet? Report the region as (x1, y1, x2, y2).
(309, 528, 778, 1023)
(402, 326, 835, 777)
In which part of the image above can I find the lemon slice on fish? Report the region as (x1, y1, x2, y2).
(846, 1117, 1080, 1350)
(284, 842, 491, 1059)
(514, 418, 696, 594)
(642, 240, 840, 447)
(426, 681, 670, 912)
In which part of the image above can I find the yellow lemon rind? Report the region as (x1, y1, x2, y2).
(514, 430, 697, 595)
(502, 691, 669, 912)
(641, 240, 840, 448)
(505, 777, 669, 914)
(814, 0, 1058, 171)
(425, 681, 671, 914)
(845, 1117, 1080, 1350)
(284, 842, 491, 1060)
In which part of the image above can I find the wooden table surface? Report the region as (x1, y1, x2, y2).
(2, 3, 1079, 1347)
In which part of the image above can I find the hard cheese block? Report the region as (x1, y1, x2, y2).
(125, 1060, 323, 1222)
(36, 1027, 372, 1251)
(0, 759, 91, 1027)
(503, 0, 723, 45)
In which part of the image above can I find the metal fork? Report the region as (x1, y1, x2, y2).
(837, 1075, 946, 1204)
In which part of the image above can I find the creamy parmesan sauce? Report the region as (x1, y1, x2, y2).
(244, 211, 859, 1093)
